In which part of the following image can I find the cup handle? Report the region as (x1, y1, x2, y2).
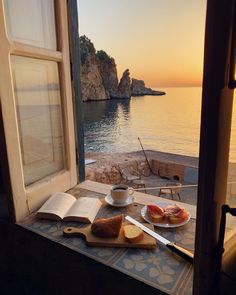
(128, 187, 134, 195)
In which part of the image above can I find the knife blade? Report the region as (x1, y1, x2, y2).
(125, 215, 194, 263)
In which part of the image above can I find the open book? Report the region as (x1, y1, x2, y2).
(37, 192, 102, 223)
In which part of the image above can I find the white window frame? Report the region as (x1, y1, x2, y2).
(0, 0, 77, 222)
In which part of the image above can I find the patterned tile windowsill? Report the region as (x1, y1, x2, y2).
(19, 190, 195, 295)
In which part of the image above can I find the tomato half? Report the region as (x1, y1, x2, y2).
(147, 204, 164, 216)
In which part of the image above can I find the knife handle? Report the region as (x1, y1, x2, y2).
(166, 242, 194, 263)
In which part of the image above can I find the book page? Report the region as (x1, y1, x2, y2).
(64, 197, 102, 222)
(37, 192, 76, 219)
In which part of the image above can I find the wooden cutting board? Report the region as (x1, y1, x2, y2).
(63, 222, 157, 249)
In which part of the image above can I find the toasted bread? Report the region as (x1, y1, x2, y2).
(147, 204, 165, 223)
(150, 213, 164, 223)
(168, 216, 186, 224)
(165, 204, 189, 224)
(123, 225, 144, 243)
(91, 214, 123, 238)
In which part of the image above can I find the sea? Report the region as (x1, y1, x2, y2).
(83, 87, 236, 162)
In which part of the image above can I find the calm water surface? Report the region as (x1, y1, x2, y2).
(83, 87, 236, 162)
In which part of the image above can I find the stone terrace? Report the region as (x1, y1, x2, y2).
(85, 150, 199, 206)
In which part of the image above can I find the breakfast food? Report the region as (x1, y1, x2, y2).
(123, 225, 144, 243)
(164, 204, 189, 224)
(146, 203, 189, 224)
(147, 204, 165, 223)
(91, 214, 123, 238)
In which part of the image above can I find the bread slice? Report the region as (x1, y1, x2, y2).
(147, 204, 165, 223)
(149, 213, 164, 223)
(165, 204, 189, 224)
(91, 214, 123, 238)
(123, 225, 144, 243)
(168, 216, 185, 224)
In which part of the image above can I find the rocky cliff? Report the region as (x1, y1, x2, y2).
(79, 35, 165, 101)
(96, 50, 119, 98)
(131, 79, 165, 96)
(80, 36, 109, 101)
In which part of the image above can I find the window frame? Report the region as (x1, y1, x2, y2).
(0, 0, 77, 222)
(0, 0, 235, 293)
(193, 0, 236, 294)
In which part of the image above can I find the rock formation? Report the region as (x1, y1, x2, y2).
(96, 50, 119, 98)
(80, 36, 109, 101)
(107, 69, 132, 99)
(79, 35, 165, 101)
(117, 69, 131, 99)
(131, 79, 165, 96)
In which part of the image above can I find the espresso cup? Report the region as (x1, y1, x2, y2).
(110, 184, 134, 204)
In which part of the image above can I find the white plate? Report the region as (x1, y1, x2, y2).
(141, 201, 191, 228)
(105, 194, 134, 207)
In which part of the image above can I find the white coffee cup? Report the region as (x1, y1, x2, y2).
(110, 184, 134, 204)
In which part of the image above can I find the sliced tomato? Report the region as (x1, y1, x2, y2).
(176, 209, 189, 220)
(165, 205, 189, 220)
(147, 204, 164, 216)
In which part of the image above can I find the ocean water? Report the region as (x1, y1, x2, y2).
(83, 87, 236, 162)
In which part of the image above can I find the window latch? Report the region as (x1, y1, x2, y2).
(217, 204, 236, 258)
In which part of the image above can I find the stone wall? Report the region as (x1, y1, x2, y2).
(151, 159, 185, 181)
(85, 152, 150, 184)
(85, 151, 200, 185)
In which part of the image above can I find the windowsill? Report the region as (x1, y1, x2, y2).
(76, 180, 197, 218)
(16, 180, 195, 295)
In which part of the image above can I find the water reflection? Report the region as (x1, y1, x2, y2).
(83, 87, 202, 155)
(83, 99, 130, 122)
(83, 88, 236, 161)
(83, 99, 131, 152)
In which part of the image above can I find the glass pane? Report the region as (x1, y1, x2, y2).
(3, 0, 56, 50)
(226, 91, 236, 241)
(11, 56, 65, 186)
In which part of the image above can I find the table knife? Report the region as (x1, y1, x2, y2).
(125, 215, 194, 263)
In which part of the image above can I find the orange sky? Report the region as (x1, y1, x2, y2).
(78, 0, 207, 87)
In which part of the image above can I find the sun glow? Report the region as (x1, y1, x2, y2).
(78, 0, 207, 87)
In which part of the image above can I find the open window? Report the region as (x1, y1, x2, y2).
(0, 0, 77, 221)
(0, 0, 235, 294)
(194, 1, 236, 294)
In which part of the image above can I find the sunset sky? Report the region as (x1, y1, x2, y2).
(78, 0, 207, 87)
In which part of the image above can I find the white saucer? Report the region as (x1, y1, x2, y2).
(105, 194, 134, 207)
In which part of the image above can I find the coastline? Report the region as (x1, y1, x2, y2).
(85, 149, 236, 184)
(85, 150, 199, 185)
(131, 91, 166, 97)
(82, 91, 166, 102)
